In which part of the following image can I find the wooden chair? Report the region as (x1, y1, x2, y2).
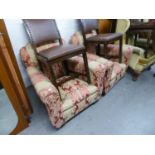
(23, 19, 91, 92)
(79, 19, 123, 63)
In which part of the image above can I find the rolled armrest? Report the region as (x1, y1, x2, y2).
(26, 66, 64, 128)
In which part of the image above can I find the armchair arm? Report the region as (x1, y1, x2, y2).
(26, 66, 64, 128)
(67, 56, 106, 96)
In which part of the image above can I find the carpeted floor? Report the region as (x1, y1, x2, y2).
(20, 66, 155, 135)
(0, 89, 18, 135)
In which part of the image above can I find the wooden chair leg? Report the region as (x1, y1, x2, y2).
(119, 37, 123, 63)
(134, 34, 138, 46)
(63, 60, 69, 75)
(82, 51, 91, 84)
(49, 64, 62, 100)
(147, 66, 151, 70)
(132, 72, 140, 81)
(96, 44, 100, 55)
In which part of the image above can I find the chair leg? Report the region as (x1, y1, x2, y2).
(134, 34, 138, 46)
(132, 72, 140, 81)
(96, 44, 100, 55)
(103, 43, 108, 59)
(147, 66, 151, 71)
(82, 51, 91, 84)
(63, 60, 69, 75)
(119, 37, 123, 63)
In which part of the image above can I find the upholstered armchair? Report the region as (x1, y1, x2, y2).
(20, 43, 102, 128)
(67, 19, 132, 94)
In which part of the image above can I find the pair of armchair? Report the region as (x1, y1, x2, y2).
(20, 19, 133, 128)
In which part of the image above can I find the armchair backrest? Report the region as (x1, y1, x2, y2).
(116, 19, 130, 34)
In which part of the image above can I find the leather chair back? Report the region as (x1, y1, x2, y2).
(23, 19, 61, 47)
(80, 19, 99, 34)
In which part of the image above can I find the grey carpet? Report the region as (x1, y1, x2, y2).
(20, 65, 155, 135)
(0, 89, 18, 135)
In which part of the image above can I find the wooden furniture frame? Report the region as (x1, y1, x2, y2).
(79, 19, 123, 63)
(0, 33, 30, 135)
(0, 19, 33, 117)
(37, 44, 91, 89)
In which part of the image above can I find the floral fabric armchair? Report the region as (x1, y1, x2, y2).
(20, 44, 102, 128)
(68, 31, 130, 93)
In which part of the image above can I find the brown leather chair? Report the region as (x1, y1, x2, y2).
(23, 19, 91, 90)
(79, 19, 123, 63)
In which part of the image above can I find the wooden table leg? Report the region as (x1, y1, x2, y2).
(119, 37, 123, 63)
(82, 51, 91, 84)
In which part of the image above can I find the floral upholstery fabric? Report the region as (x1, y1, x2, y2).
(67, 56, 108, 96)
(20, 44, 99, 128)
(26, 66, 63, 128)
(70, 31, 133, 65)
(25, 66, 98, 128)
(20, 44, 39, 68)
(69, 32, 128, 93)
(20, 43, 65, 78)
(106, 44, 133, 66)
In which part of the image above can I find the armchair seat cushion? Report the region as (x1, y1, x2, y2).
(57, 76, 98, 112)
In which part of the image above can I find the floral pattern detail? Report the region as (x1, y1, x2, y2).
(20, 44, 99, 128)
(106, 44, 133, 65)
(36, 38, 65, 53)
(67, 56, 107, 96)
(20, 43, 65, 78)
(20, 44, 39, 68)
(69, 31, 133, 65)
(26, 66, 64, 128)
(69, 31, 129, 93)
